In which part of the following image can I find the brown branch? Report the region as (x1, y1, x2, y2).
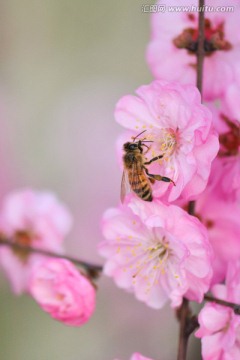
(0, 238, 103, 279)
(177, 1, 205, 360)
(204, 294, 240, 315)
(196, 0, 205, 96)
(177, 299, 190, 360)
(176, 299, 200, 360)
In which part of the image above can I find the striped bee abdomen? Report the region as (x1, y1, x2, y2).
(129, 171, 152, 202)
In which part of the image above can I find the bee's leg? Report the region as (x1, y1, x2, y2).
(144, 167, 176, 186)
(142, 143, 151, 155)
(144, 155, 164, 165)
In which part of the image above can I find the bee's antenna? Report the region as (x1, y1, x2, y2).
(142, 140, 153, 143)
(131, 130, 147, 142)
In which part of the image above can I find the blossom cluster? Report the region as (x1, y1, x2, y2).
(100, 69, 219, 311)
(0, 189, 96, 326)
(99, 0, 240, 359)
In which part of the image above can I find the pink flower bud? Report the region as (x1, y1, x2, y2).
(29, 258, 96, 326)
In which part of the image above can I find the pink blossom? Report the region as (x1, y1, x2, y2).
(147, 0, 240, 100)
(115, 80, 219, 202)
(223, 82, 240, 121)
(207, 100, 240, 202)
(209, 157, 240, 202)
(195, 189, 240, 285)
(99, 196, 212, 309)
(196, 262, 240, 359)
(29, 258, 95, 326)
(0, 189, 72, 294)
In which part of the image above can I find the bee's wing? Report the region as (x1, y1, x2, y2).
(121, 170, 131, 203)
(121, 161, 146, 202)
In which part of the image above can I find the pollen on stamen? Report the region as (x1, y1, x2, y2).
(155, 128, 178, 158)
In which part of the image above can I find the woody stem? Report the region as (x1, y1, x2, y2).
(0, 237, 103, 279)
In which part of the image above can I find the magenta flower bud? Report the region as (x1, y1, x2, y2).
(29, 258, 96, 326)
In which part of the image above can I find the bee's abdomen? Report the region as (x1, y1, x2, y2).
(129, 172, 152, 202)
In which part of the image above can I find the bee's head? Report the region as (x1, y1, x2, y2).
(123, 142, 140, 152)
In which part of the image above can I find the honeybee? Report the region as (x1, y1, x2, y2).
(121, 130, 175, 202)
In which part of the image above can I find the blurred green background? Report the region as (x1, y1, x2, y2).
(0, 1, 201, 359)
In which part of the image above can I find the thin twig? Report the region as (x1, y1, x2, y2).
(177, 1, 205, 359)
(204, 294, 240, 315)
(0, 238, 103, 279)
(196, 0, 205, 95)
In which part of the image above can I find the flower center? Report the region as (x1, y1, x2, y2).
(146, 128, 178, 161)
(158, 128, 178, 156)
(218, 115, 240, 157)
(173, 17, 232, 57)
(132, 237, 170, 279)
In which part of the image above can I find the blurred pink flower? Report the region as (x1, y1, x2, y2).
(115, 80, 219, 202)
(196, 262, 240, 359)
(29, 258, 95, 326)
(114, 353, 154, 360)
(0, 189, 72, 294)
(99, 197, 212, 309)
(223, 82, 240, 120)
(147, 0, 240, 100)
(209, 157, 240, 202)
(195, 189, 240, 285)
(207, 100, 240, 201)
(130, 354, 153, 360)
